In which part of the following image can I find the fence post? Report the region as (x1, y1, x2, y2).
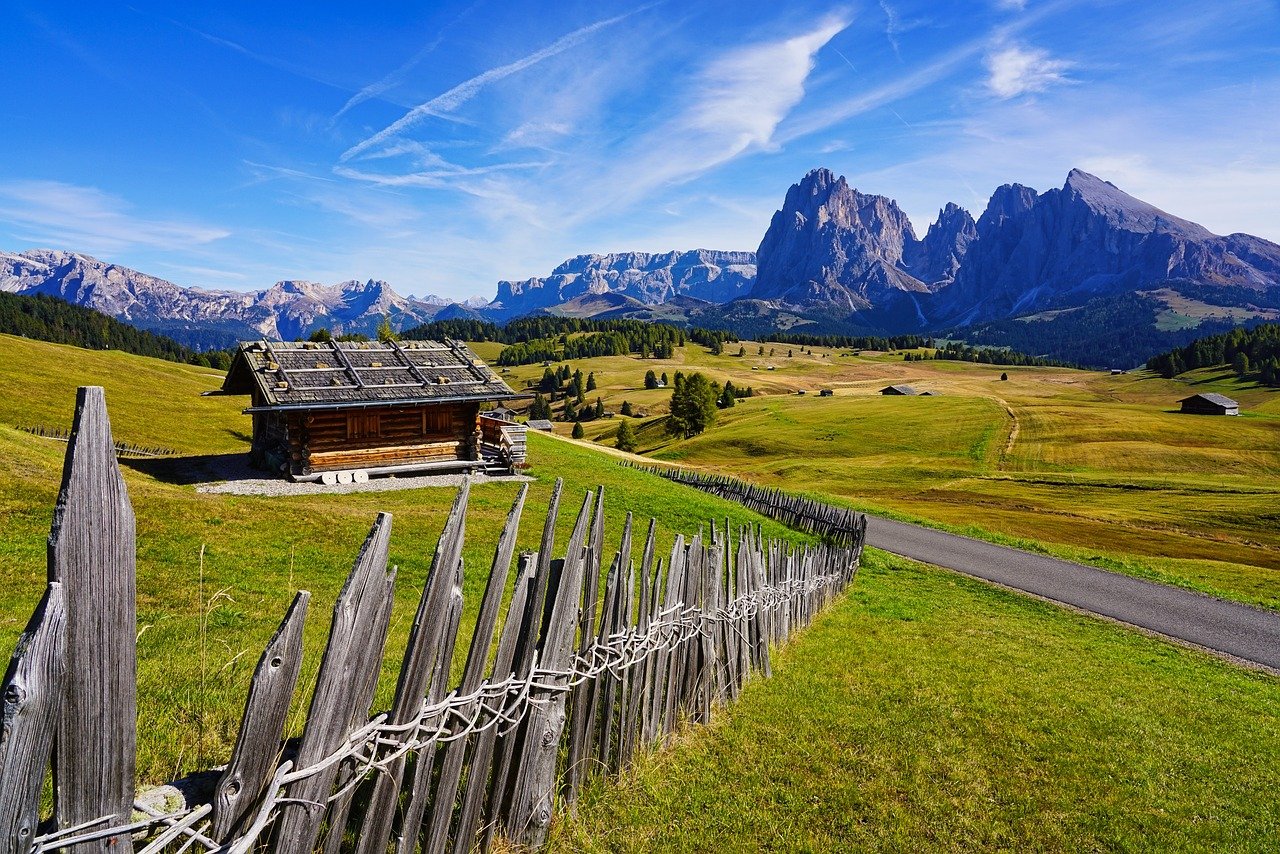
(505, 492, 595, 848)
(0, 582, 66, 850)
(210, 590, 310, 841)
(49, 386, 137, 853)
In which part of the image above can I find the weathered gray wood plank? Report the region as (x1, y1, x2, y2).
(358, 483, 470, 854)
(49, 386, 137, 853)
(504, 491, 594, 848)
(454, 552, 535, 854)
(210, 590, 309, 842)
(420, 484, 527, 854)
(272, 513, 395, 853)
(0, 582, 66, 852)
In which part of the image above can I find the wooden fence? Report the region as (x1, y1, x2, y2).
(627, 464, 866, 547)
(0, 387, 865, 853)
(15, 422, 176, 458)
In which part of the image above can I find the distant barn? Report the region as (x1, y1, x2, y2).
(880, 384, 918, 396)
(1178, 392, 1239, 416)
(819, 389, 834, 397)
(527, 419, 556, 432)
(222, 339, 527, 481)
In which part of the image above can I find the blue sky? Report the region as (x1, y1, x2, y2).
(2, 0, 1278, 300)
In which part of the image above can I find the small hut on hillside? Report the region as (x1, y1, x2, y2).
(880, 384, 918, 396)
(1178, 392, 1239, 416)
(222, 339, 527, 480)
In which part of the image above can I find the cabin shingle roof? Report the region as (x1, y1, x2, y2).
(1178, 392, 1239, 407)
(880, 384, 918, 395)
(223, 339, 520, 410)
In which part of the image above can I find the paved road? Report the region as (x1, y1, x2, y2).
(864, 515, 1280, 671)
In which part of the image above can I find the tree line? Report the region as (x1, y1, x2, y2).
(1147, 323, 1280, 386)
(905, 341, 1074, 367)
(0, 292, 233, 369)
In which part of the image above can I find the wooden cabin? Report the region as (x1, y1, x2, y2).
(222, 339, 527, 480)
(880, 384, 918, 396)
(1178, 392, 1239, 416)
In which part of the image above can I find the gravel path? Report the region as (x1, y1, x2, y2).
(197, 470, 531, 496)
(865, 515, 1280, 671)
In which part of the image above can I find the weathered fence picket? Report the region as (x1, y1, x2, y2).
(2, 388, 865, 853)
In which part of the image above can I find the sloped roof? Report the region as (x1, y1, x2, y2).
(880, 384, 918, 395)
(223, 339, 520, 410)
(526, 419, 555, 431)
(1179, 392, 1239, 407)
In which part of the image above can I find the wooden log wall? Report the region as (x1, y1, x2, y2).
(0, 387, 865, 853)
(628, 464, 868, 549)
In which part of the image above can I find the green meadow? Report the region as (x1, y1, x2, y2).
(489, 338, 1280, 610)
(1, 333, 1278, 850)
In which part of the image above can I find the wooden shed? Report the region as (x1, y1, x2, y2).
(222, 339, 527, 480)
(880, 384, 918, 396)
(1178, 392, 1239, 416)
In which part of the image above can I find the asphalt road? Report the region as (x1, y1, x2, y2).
(864, 515, 1280, 671)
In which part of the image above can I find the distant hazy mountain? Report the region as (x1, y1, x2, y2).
(9, 165, 1279, 368)
(0, 249, 470, 348)
(487, 249, 756, 320)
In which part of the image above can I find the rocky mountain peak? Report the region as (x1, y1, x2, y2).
(751, 168, 930, 309)
(1060, 168, 1213, 239)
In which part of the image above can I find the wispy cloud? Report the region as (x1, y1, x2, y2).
(985, 44, 1073, 98)
(879, 1, 931, 59)
(0, 180, 230, 253)
(610, 14, 849, 200)
(340, 9, 643, 163)
(331, 3, 480, 123)
(997, 0, 1027, 10)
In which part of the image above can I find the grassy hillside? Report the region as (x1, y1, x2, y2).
(558, 550, 1280, 851)
(490, 339, 1280, 610)
(3, 333, 1279, 852)
(0, 333, 812, 783)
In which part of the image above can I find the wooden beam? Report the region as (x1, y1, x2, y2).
(49, 386, 137, 853)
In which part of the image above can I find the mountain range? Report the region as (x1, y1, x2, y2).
(3, 167, 1279, 365)
(0, 249, 471, 348)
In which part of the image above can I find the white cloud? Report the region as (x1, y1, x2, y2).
(340, 9, 639, 162)
(985, 44, 1073, 98)
(598, 14, 848, 208)
(996, 0, 1028, 10)
(0, 180, 230, 254)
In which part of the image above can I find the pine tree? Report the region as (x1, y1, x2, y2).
(586, 371, 597, 391)
(309, 327, 333, 342)
(620, 400, 634, 416)
(539, 368, 557, 392)
(572, 421, 585, 439)
(563, 398, 577, 421)
(377, 316, 397, 343)
(738, 345, 746, 357)
(667, 372, 718, 438)
(594, 398, 605, 419)
(615, 419, 637, 452)
(644, 370, 658, 389)
(661, 372, 669, 386)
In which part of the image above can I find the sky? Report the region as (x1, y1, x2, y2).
(2, 0, 1278, 301)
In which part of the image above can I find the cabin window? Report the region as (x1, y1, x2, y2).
(422, 407, 452, 436)
(346, 412, 381, 439)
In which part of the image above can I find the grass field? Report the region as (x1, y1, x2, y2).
(487, 338, 1280, 610)
(556, 550, 1280, 851)
(2, 333, 1279, 850)
(0, 334, 812, 783)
